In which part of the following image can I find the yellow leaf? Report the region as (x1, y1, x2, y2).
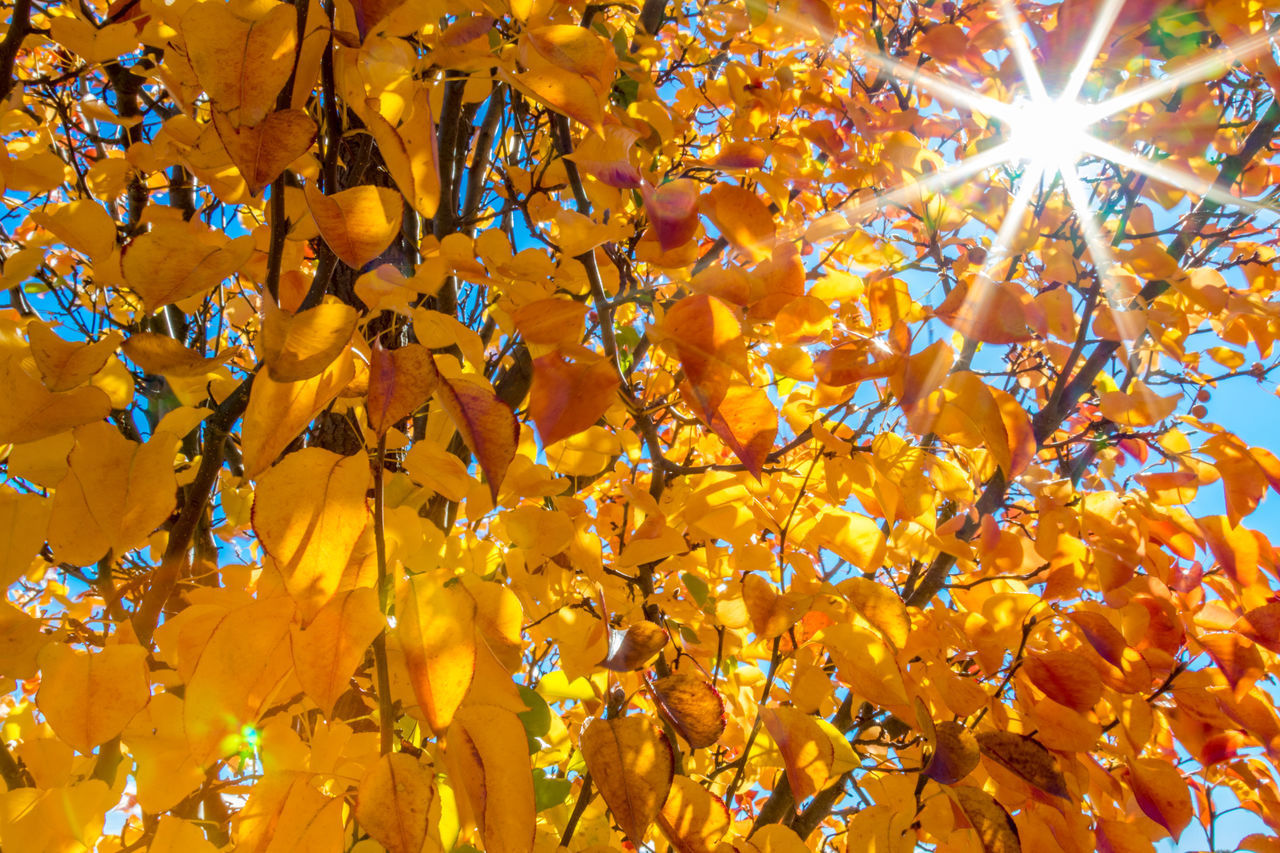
(121, 332, 239, 377)
(254, 448, 371, 619)
(26, 322, 122, 391)
(183, 598, 296, 763)
(241, 347, 355, 477)
(580, 714, 674, 844)
(436, 374, 518, 502)
(182, 1, 298, 126)
(47, 422, 179, 567)
(367, 341, 440, 437)
(151, 816, 220, 853)
(121, 219, 253, 313)
(291, 587, 384, 717)
(36, 643, 150, 753)
(261, 300, 359, 382)
(0, 354, 111, 445)
(232, 774, 344, 853)
(306, 184, 404, 268)
(29, 200, 117, 261)
(123, 693, 204, 813)
(446, 704, 536, 853)
(356, 752, 440, 853)
(0, 488, 50, 587)
(398, 575, 476, 734)
(365, 88, 440, 219)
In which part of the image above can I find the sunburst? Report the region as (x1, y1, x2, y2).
(804, 0, 1278, 340)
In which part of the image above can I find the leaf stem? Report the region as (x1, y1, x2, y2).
(371, 432, 395, 755)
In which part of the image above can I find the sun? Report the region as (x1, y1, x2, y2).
(1006, 96, 1097, 173)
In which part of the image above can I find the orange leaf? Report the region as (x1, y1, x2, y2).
(742, 573, 799, 639)
(214, 110, 317, 195)
(529, 351, 620, 446)
(701, 184, 775, 261)
(1069, 610, 1129, 668)
(581, 715, 675, 844)
(657, 775, 731, 853)
(367, 341, 440, 436)
(1199, 632, 1265, 697)
(26, 322, 121, 391)
(760, 706, 834, 801)
(121, 333, 239, 378)
(1127, 758, 1192, 841)
(398, 575, 476, 734)
(511, 298, 589, 347)
(650, 671, 726, 749)
(121, 219, 254, 313)
(355, 752, 437, 853)
(305, 184, 404, 269)
(699, 382, 777, 477)
(1022, 651, 1103, 713)
(934, 275, 1040, 344)
(436, 374, 518, 502)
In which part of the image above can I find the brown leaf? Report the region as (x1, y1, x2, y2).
(528, 351, 620, 446)
(975, 731, 1070, 799)
(436, 374, 518, 502)
(924, 721, 980, 785)
(1022, 650, 1104, 712)
(950, 786, 1021, 853)
(581, 715, 674, 844)
(598, 621, 668, 671)
(650, 671, 726, 749)
(367, 341, 440, 436)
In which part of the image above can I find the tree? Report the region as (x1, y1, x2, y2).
(0, 0, 1279, 848)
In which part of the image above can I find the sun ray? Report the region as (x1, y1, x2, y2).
(1059, 163, 1145, 343)
(1085, 30, 1276, 121)
(850, 47, 1014, 120)
(803, 144, 1017, 244)
(1060, 0, 1125, 102)
(997, 0, 1049, 100)
(1082, 137, 1277, 216)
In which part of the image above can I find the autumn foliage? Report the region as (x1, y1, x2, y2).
(3, 0, 1280, 850)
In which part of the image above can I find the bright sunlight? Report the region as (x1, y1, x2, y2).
(1007, 96, 1096, 171)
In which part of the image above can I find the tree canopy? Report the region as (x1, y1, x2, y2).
(1, 0, 1280, 850)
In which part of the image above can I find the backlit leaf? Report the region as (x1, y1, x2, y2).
(581, 714, 675, 844)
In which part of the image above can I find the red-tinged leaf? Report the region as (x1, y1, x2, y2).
(760, 706, 834, 801)
(642, 180, 700, 251)
(698, 382, 777, 477)
(1199, 730, 1246, 767)
(657, 775, 730, 853)
(1240, 603, 1280, 653)
(436, 374, 518, 501)
(1127, 758, 1192, 841)
(529, 351, 620, 446)
(355, 752, 436, 853)
(975, 731, 1070, 800)
(598, 621, 668, 671)
(581, 715, 675, 844)
(650, 671, 726, 749)
(1022, 650, 1104, 713)
(367, 341, 440, 436)
(1199, 632, 1265, 697)
(1069, 611, 1129, 668)
(924, 721, 980, 785)
(351, 0, 406, 38)
(950, 786, 1021, 853)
